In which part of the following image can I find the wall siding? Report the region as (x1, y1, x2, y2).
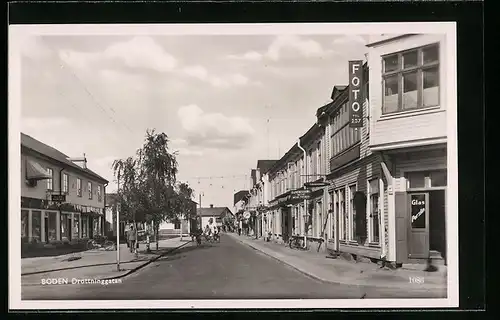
(21, 153, 106, 210)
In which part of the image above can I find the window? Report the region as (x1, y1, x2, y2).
(308, 150, 313, 183)
(88, 182, 92, 199)
(21, 210, 29, 239)
(330, 103, 361, 157)
(337, 188, 347, 241)
(368, 179, 380, 244)
(47, 168, 53, 190)
(97, 185, 102, 202)
(317, 142, 322, 177)
(81, 216, 88, 238)
(63, 173, 69, 194)
(316, 201, 323, 238)
(406, 170, 447, 189)
(348, 185, 357, 241)
(174, 221, 181, 230)
(382, 44, 440, 114)
(32, 210, 41, 242)
(77, 178, 82, 197)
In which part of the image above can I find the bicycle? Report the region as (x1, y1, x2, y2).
(86, 236, 115, 251)
(289, 235, 308, 250)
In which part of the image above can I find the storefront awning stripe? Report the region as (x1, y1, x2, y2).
(26, 159, 51, 180)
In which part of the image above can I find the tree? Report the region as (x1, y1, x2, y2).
(113, 129, 183, 251)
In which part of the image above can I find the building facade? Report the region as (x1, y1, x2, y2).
(21, 133, 108, 244)
(265, 124, 327, 249)
(367, 34, 448, 265)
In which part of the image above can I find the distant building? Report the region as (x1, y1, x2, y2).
(21, 133, 108, 244)
(198, 205, 233, 230)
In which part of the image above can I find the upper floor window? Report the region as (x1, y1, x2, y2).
(330, 103, 361, 157)
(63, 173, 69, 194)
(76, 178, 82, 197)
(97, 185, 102, 202)
(316, 142, 322, 177)
(46, 168, 53, 190)
(382, 44, 440, 114)
(88, 182, 92, 199)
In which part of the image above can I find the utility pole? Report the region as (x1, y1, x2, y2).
(116, 177, 120, 272)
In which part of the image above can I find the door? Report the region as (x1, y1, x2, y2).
(408, 193, 430, 259)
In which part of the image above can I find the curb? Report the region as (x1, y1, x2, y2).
(230, 234, 446, 291)
(100, 240, 193, 280)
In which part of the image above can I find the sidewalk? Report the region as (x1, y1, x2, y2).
(228, 233, 447, 292)
(21, 237, 191, 285)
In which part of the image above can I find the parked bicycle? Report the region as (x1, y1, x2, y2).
(289, 235, 308, 250)
(86, 235, 115, 251)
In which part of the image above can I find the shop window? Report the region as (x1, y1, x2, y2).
(368, 179, 380, 244)
(337, 189, 347, 241)
(410, 194, 426, 229)
(348, 185, 357, 241)
(21, 210, 29, 240)
(60, 214, 69, 240)
(47, 168, 53, 190)
(82, 216, 88, 238)
(73, 215, 80, 239)
(430, 170, 447, 187)
(407, 171, 426, 189)
(32, 210, 41, 242)
(46, 211, 57, 241)
(382, 43, 440, 114)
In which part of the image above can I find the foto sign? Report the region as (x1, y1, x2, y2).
(349, 60, 363, 128)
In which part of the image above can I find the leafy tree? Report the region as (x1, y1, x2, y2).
(113, 129, 189, 250)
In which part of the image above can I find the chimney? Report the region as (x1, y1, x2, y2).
(210, 204, 214, 208)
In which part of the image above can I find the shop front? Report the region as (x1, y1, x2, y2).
(388, 145, 447, 265)
(21, 197, 104, 243)
(326, 153, 385, 260)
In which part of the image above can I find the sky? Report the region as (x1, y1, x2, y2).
(19, 32, 369, 210)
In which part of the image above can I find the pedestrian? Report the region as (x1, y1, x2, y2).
(127, 224, 137, 253)
(238, 219, 242, 236)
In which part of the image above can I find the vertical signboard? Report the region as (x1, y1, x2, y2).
(349, 60, 363, 128)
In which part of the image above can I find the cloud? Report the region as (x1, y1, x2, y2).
(181, 66, 255, 88)
(227, 35, 331, 63)
(59, 36, 177, 72)
(332, 35, 368, 46)
(177, 104, 255, 150)
(227, 51, 263, 61)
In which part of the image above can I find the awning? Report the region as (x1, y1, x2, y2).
(26, 159, 52, 180)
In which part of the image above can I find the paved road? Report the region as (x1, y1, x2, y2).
(22, 234, 444, 300)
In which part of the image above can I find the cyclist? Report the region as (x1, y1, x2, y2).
(204, 218, 216, 241)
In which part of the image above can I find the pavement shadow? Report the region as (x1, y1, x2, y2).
(21, 246, 88, 259)
(153, 243, 213, 263)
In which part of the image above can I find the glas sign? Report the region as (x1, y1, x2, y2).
(410, 194, 426, 229)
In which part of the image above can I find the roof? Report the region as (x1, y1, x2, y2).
(234, 190, 249, 205)
(21, 133, 108, 184)
(197, 207, 233, 217)
(256, 160, 278, 175)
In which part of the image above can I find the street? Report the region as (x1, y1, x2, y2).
(22, 234, 444, 300)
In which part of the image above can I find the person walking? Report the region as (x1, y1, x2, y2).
(127, 224, 137, 253)
(238, 219, 242, 236)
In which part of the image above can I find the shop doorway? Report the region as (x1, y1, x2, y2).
(67, 217, 72, 241)
(408, 191, 446, 262)
(429, 190, 446, 262)
(281, 208, 290, 243)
